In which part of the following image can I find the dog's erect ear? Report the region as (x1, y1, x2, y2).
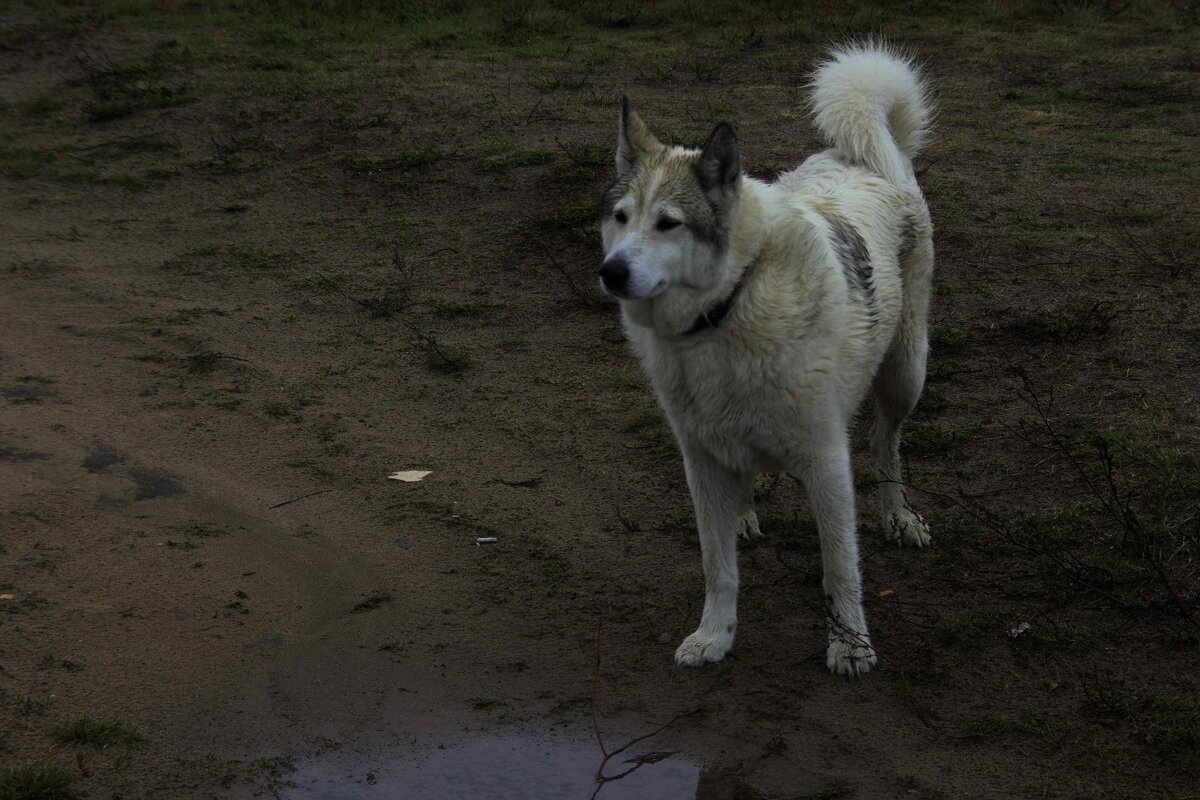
(617, 96, 661, 175)
(696, 122, 740, 195)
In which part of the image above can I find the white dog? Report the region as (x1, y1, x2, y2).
(598, 43, 935, 676)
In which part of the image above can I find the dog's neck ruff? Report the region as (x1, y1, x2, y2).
(679, 257, 757, 337)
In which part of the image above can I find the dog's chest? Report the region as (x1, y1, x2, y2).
(642, 339, 789, 467)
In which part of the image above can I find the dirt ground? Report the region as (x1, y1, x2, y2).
(2, 2, 1199, 798)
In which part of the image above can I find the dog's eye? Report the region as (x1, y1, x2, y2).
(656, 218, 681, 232)
(614, 210, 628, 224)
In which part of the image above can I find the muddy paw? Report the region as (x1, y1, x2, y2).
(885, 508, 931, 548)
(674, 627, 734, 667)
(736, 510, 761, 540)
(827, 632, 877, 677)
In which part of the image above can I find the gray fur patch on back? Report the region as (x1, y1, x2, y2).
(897, 214, 919, 266)
(821, 210, 873, 301)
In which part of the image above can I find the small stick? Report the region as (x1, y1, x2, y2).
(589, 621, 698, 796)
(268, 489, 333, 510)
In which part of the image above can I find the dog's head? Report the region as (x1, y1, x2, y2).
(598, 98, 741, 302)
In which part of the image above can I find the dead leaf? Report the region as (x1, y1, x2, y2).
(388, 470, 431, 482)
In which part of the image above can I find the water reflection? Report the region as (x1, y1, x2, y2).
(287, 729, 762, 800)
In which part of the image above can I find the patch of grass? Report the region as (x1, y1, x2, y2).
(470, 697, 512, 712)
(165, 539, 201, 550)
(1150, 715, 1200, 761)
(538, 196, 600, 245)
(530, 69, 592, 93)
(902, 422, 979, 459)
(896, 663, 950, 686)
(184, 351, 223, 374)
(263, 401, 297, 420)
(637, 57, 675, 82)
(480, 147, 556, 172)
(917, 382, 949, 413)
(0, 761, 73, 800)
(557, 144, 609, 182)
(963, 714, 1009, 740)
(171, 522, 227, 538)
(928, 323, 967, 356)
(1008, 297, 1118, 340)
(509, 38, 572, 58)
(424, 341, 471, 373)
(19, 93, 64, 116)
(497, 337, 529, 351)
(547, 696, 590, 723)
(244, 755, 296, 796)
(432, 299, 491, 317)
(52, 717, 143, 747)
(724, 27, 764, 50)
(1080, 673, 1136, 720)
(79, 43, 195, 122)
(0, 137, 64, 180)
(1012, 711, 1065, 748)
(585, 2, 641, 29)
(1012, 624, 1096, 655)
(88, 134, 181, 159)
(934, 611, 999, 653)
(759, 512, 820, 553)
(345, 146, 442, 174)
(1163, 629, 1199, 651)
(799, 786, 855, 800)
(619, 407, 662, 433)
(364, 290, 409, 318)
(538, 196, 598, 229)
(163, 245, 289, 275)
(1048, 161, 1091, 176)
(1003, 88, 1086, 110)
(837, 3, 888, 35)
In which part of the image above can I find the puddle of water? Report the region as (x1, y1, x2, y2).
(286, 729, 759, 800)
(1, 385, 69, 403)
(0, 445, 49, 461)
(127, 465, 185, 500)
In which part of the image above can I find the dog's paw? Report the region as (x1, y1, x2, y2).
(736, 510, 761, 540)
(674, 628, 734, 667)
(885, 508, 931, 548)
(826, 631, 877, 677)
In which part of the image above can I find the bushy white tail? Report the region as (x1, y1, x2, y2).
(810, 42, 932, 186)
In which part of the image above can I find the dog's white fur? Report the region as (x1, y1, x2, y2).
(599, 43, 935, 676)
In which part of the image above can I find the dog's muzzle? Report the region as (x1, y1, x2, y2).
(598, 255, 631, 297)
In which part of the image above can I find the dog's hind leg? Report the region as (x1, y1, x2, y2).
(871, 244, 932, 547)
(794, 430, 877, 676)
(736, 509, 761, 539)
(675, 446, 750, 667)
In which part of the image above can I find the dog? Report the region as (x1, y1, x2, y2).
(597, 42, 934, 676)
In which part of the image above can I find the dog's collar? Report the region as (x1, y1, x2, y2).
(680, 257, 757, 337)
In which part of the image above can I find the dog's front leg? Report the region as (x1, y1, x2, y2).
(675, 445, 747, 667)
(795, 442, 878, 677)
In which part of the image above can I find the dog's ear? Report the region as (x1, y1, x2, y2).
(617, 96, 660, 175)
(696, 122, 740, 195)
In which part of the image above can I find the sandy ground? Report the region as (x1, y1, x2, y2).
(2, 3, 1199, 798)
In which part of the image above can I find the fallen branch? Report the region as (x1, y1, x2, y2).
(268, 488, 334, 510)
(589, 622, 697, 797)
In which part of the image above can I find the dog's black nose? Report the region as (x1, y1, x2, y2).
(598, 256, 630, 294)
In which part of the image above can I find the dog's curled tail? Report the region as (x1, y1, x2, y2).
(810, 41, 932, 186)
